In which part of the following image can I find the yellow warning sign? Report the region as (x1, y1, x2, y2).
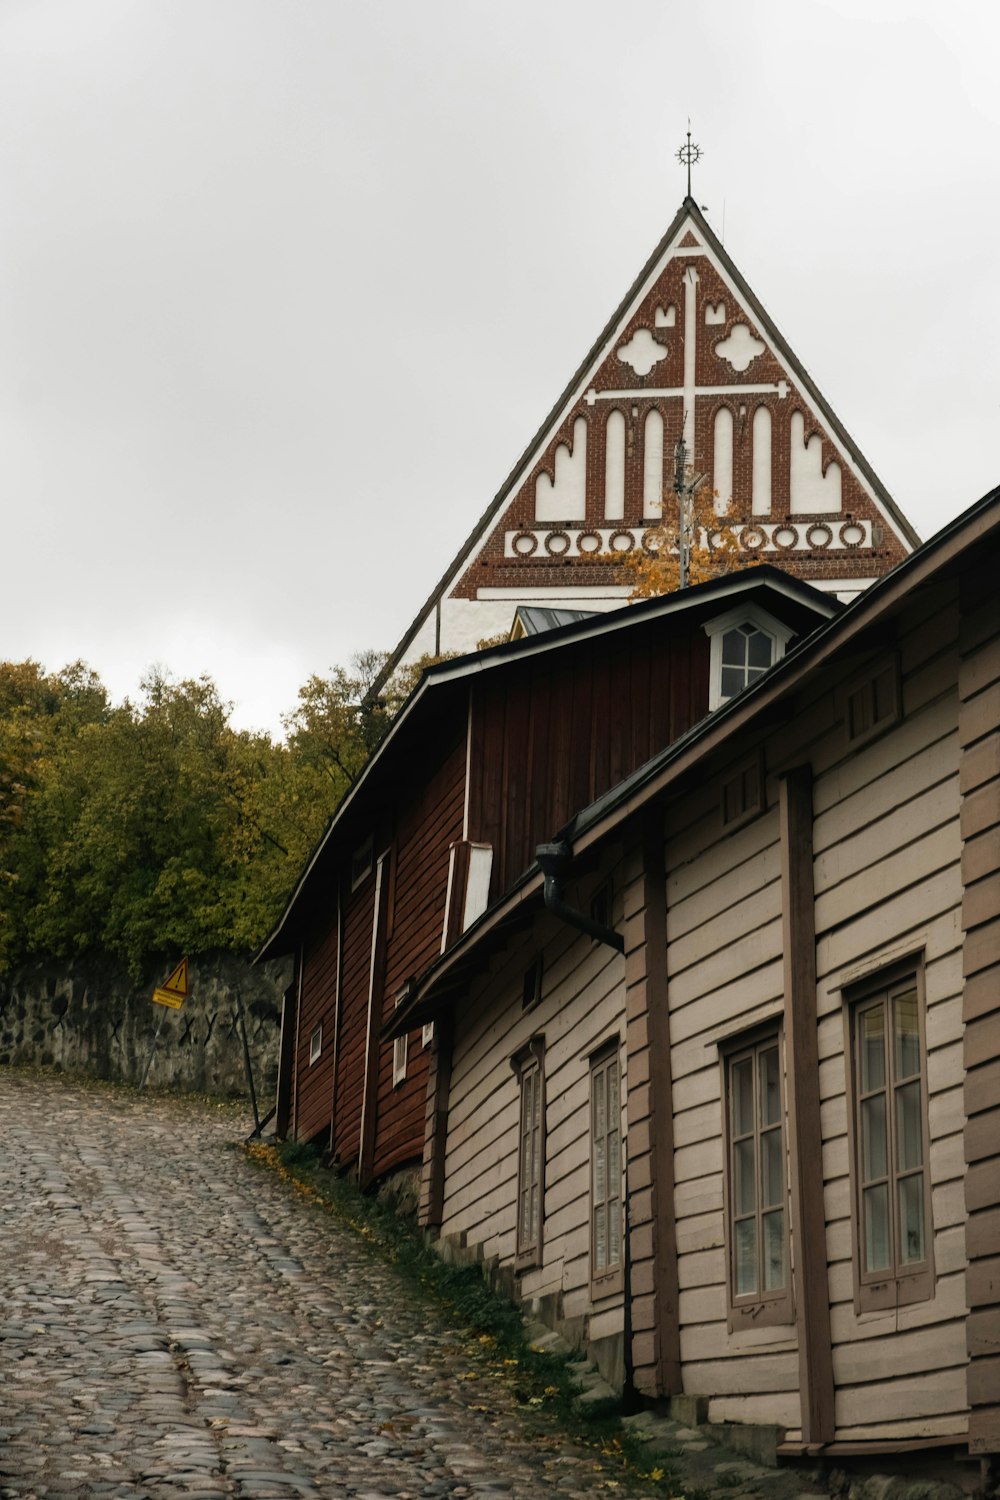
(152, 957, 189, 1009)
(152, 986, 185, 1010)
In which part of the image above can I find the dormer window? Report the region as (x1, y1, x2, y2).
(704, 604, 795, 711)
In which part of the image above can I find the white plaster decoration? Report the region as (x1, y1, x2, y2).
(616, 328, 668, 377)
(655, 304, 677, 328)
(503, 518, 872, 561)
(714, 323, 766, 373)
(789, 411, 843, 514)
(592, 381, 788, 400)
(705, 302, 727, 325)
(752, 406, 772, 516)
(643, 409, 664, 520)
(683, 266, 698, 463)
(535, 415, 587, 521)
(713, 407, 734, 513)
(604, 410, 625, 520)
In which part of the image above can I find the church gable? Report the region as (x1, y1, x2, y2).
(449, 203, 916, 605)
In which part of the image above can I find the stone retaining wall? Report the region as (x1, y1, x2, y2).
(0, 951, 290, 1099)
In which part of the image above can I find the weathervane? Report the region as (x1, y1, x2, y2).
(676, 123, 702, 198)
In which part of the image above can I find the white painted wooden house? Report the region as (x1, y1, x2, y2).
(391, 484, 1000, 1464)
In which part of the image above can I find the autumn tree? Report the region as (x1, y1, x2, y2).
(622, 478, 762, 599)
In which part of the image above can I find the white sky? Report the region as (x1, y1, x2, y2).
(2, 0, 998, 736)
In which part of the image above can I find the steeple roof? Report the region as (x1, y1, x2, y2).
(382, 199, 919, 680)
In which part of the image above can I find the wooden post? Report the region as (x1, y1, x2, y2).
(779, 767, 835, 1445)
(420, 1009, 454, 1231)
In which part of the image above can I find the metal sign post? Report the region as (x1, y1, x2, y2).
(139, 957, 190, 1089)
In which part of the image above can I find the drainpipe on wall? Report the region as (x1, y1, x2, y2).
(534, 841, 624, 953)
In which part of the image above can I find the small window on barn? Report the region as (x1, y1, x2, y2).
(704, 604, 794, 712)
(845, 958, 933, 1313)
(511, 1037, 546, 1271)
(522, 955, 543, 1012)
(846, 656, 901, 748)
(590, 1041, 624, 1296)
(350, 834, 373, 891)
(422, 1022, 435, 1048)
(721, 751, 765, 830)
(309, 1024, 322, 1065)
(721, 1025, 794, 1330)
(393, 993, 408, 1086)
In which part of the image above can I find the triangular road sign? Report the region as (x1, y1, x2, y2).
(160, 957, 189, 997)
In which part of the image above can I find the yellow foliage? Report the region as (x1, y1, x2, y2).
(622, 482, 763, 600)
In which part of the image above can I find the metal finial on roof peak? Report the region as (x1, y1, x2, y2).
(676, 122, 702, 199)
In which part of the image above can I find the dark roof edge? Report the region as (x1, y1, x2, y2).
(256, 565, 833, 962)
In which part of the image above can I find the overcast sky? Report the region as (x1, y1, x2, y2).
(2, 0, 997, 735)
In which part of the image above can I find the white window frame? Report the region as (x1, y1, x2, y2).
(704, 604, 795, 711)
(393, 995, 407, 1086)
(309, 1024, 322, 1065)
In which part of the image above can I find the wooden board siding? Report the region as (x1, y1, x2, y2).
(654, 577, 973, 1444)
(373, 728, 467, 1180)
(294, 914, 340, 1144)
(467, 622, 709, 894)
(622, 830, 680, 1398)
(958, 570, 1000, 1457)
(663, 786, 800, 1426)
(330, 875, 378, 1165)
(804, 586, 969, 1444)
(439, 860, 627, 1339)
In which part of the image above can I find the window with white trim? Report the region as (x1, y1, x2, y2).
(704, 604, 795, 711)
(392, 994, 407, 1086)
(722, 1027, 794, 1328)
(847, 961, 933, 1311)
(590, 1042, 623, 1294)
(309, 1024, 322, 1065)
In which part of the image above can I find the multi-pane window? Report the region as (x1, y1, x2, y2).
(590, 1046, 623, 1292)
(720, 624, 774, 701)
(724, 1033, 793, 1326)
(513, 1039, 545, 1269)
(851, 972, 932, 1307)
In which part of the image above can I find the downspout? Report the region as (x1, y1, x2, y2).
(534, 841, 624, 953)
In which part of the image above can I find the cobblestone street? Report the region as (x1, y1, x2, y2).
(0, 1071, 673, 1500)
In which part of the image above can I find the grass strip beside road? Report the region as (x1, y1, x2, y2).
(243, 1138, 689, 1496)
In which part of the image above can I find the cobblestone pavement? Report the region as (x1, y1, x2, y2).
(1, 1071, 678, 1500)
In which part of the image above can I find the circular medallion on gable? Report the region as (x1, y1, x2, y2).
(806, 524, 833, 549)
(544, 530, 570, 556)
(608, 530, 635, 552)
(512, 531, 538, 556)
(578, 532, 602, 554)
(740, 526, 766, 551)
(640, 528, 662, 552)
(773, 525, 798, 550)
(840, 522, 865, 548)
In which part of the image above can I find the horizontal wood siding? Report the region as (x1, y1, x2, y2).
(959, 570, 1000, 1456)
(374, 728, 466, 1179)
(331, 876, 377, 1166)
(440, 859, 627, 1338)
(665, 781, 797, 1427)
(294, 913, 339, 1144)
(804, 585, 968, 1443)
(469, 623, 709, 892)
